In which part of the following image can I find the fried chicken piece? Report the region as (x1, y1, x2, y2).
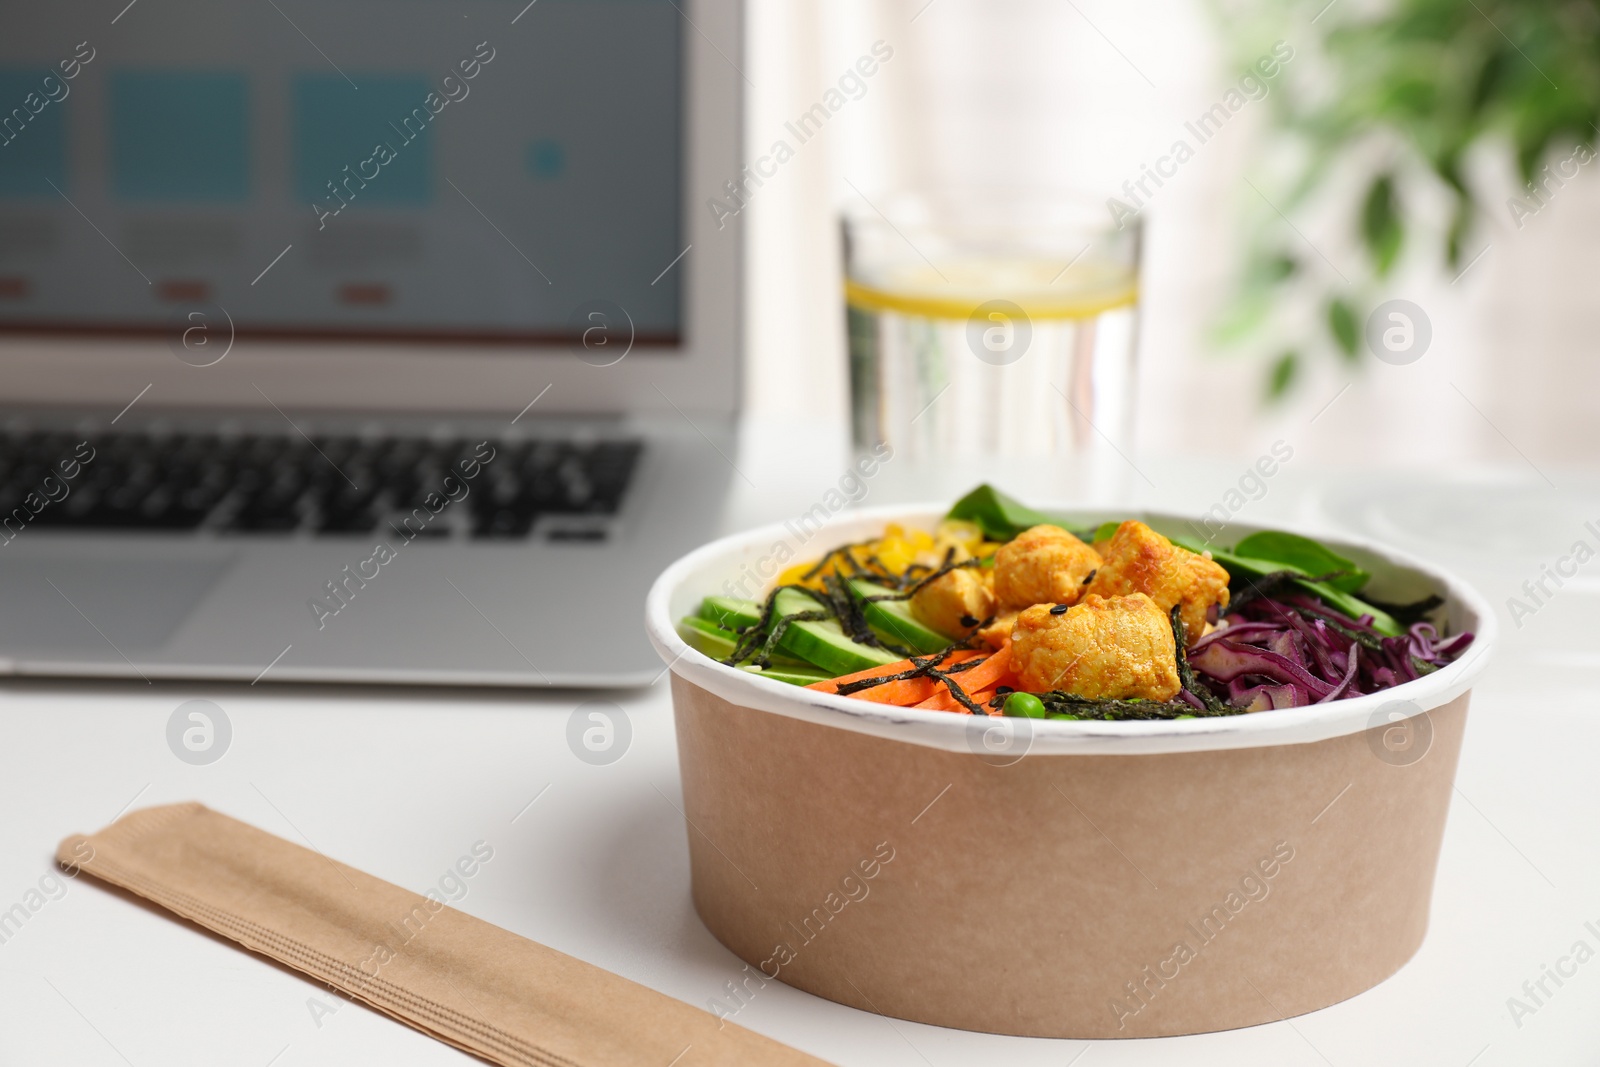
(1010, 593, 1180, 700)
(910, 565, 995, 639)
(976, 610, 1017, 649)
(992, 524, 1102, 612)
(1085, 521, 1229, 643)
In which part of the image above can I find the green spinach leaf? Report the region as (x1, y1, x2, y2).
(1231, 530, 1371, 593)
(946, 484, 1064, 542)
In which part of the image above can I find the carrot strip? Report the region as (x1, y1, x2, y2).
(918, 686, 972, 712)
(909, 646, 1014, 713)
(851, 676, 938, 705)
(914, 685, 1002, 713)
(952, 644, 1013, 693)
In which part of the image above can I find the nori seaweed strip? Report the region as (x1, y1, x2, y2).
(867, 554, 912, 587)
(905, 551, 982, 596)
(723, 584, 788, 666)
(801, 538, 984, 600)
(821, 573, 874, 644)
(896, 560, 933, 584)
(724, 583, 831, 667)
(886, 549, 957, 600)
(1227, 569, 1352, 614)
(755, 609, 829, 667)
(832, 647, 984, 695)
(858, 551, 983, 604)
(1238, 591, 1394, 660)
(843, 549, 898, 586)
(842, 551, 879, 583)
(802, 542, 869, 581)
(1286, 604, 1386, 652)
(923, 665, 988, 715)
(1038, 692, 1238, 720)
(822, 573, 919, 657)
(854, 548, 957, 602)
(1361, 593, 1446, 627)
(1169, 605, 1230, 714)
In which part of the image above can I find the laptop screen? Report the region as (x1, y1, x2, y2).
(0, 0, 682, 346)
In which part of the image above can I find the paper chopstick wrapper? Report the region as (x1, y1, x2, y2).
(57, 802, 829, 1067)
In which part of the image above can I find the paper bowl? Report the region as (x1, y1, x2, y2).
(644, 506, 1495, 1039)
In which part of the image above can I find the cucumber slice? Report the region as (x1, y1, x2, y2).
(699, 596, 762, 631)
(677, 616, 740, 661)
(690, 590, 903, 676)
(770, 588, 900, 675)
(739, 663, 834, 686)
(847, 579, 951, 654)
(678, 615, 810, 668)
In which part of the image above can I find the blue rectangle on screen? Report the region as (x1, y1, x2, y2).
(293, 76, 431, 206)
(110, 71, 249, 201)
(0, 70, 69, 197)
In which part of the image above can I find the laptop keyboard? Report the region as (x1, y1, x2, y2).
(0, 430, 642, 539)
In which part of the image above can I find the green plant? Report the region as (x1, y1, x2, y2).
(1216, 0, 1600, 398)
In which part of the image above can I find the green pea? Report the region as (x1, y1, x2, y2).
(1046, 712, 1080, 720)
(1004, 692, 1047, 718)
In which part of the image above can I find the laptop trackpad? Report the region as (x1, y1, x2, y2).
(0, 554, 233, 654)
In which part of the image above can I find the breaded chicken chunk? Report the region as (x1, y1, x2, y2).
(992, 524, 1102, 611)
(976, 609, 1017, 649)
(1085, 521, 1229, 643)
(1011, 593, 1180, 700)
(910, 565, 995, 638)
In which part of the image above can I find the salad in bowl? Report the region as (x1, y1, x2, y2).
(673, 485, 1474, 722)
(647, 486, 1492, 1038)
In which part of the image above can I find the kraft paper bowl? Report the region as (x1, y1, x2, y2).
(644, 506, 1495, 1039)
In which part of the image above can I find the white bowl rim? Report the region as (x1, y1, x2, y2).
(644, 503, 1497, 756)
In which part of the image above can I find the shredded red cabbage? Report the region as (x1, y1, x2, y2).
(1189, 593, 1472, 711)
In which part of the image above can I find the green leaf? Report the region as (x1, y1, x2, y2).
(1244, 251, 1297, 288)
(1266, 351, 1298, 400)
(1376, 77, 1439, 118)
(945, 484, 1062, 542)
(1328, 297, 1360, 361)
(1092, 521, 1121, 542)
(1361, 174, 1404, 277)
(1208, 0, 1600, 374)
(1211, 291, 1274, 346)
(1469, 48, 1509, 116)
(1171, 536, 1402, 636)
(1446, 200, 1473, 269)
(1231, 530, 1371, 592)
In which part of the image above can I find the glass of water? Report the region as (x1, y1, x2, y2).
(843, 191, 1141, 459)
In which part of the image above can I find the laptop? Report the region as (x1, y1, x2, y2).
(0, 0, 743, 686)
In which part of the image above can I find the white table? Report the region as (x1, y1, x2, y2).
(2, 441, 1597, 1066)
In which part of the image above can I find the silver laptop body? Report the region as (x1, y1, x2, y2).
(0, 0, 744, 686)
